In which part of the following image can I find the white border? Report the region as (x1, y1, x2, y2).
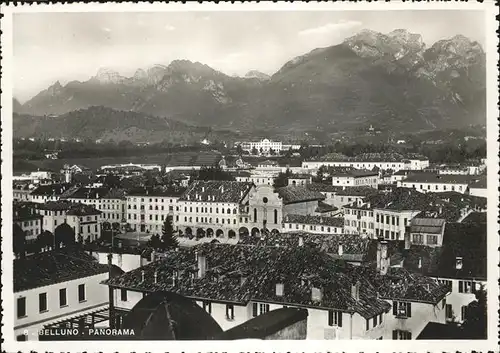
(1, 2, 498, 352)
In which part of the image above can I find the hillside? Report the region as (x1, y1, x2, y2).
(17, 29, 486, 134)
(12, 106, 233, 144)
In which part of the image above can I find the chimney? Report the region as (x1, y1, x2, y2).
(154, 270, 158, 284)
(197, 252, 207, 279)
(404, 230, 411, 250)
(151, 249, 157, 262)
(202, 186, 205, 192)
(351, 281, 361, 301)
(172, 270, 179, 286)
(276, 283, 284, 297)
(418, 257, 422, 269)
(298, 236, 304, 247)
(141, 270, 145, 282)
(455, 256, 463, 270)
(311, 286, 323, 303)
(221, 186, 224, 194)
(376, 240, 389, 275)
(338, 242, 344, 256)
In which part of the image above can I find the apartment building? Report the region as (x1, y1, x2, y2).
(66, 207, 102, 243)
(397, 173, 472, 194)
(13, 202, 43, 243)
(126, 186, 186, 233)
(283, 214, 344, 234)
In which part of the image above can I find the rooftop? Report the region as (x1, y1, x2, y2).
(402, 173, 474, 185)
(127, 186, 187, 198)
(403, 222, 487, 280)
(165, 152, 222, 167)
(276, 186, 325, 205)
(179, 181, 254, 203)
(410, 218, 445, 235)
(30, 183, 73, 196)
(284, 214, 344, 228)
(310, 153, 427, 163)
(14, 248, 110, 292)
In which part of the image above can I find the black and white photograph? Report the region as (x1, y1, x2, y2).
(1, 2, 498, 351)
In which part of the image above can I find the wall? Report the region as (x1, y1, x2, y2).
(398, 181, 468, 194)
(126, 196, 178, 233)
(264, 319, 307, 340)
(344, 208, 375, 237)
(14, 273, 109, 341)
(469, 187, 487, 198)
(381, 299, 446, 339)
(93, 252, 144, 273)
(248, 185, 283, 232)
(16, 218, 43, 242)
(283, 200, 318, 217)
(374, 210, 420, 241)
(283, 222, 343, 235)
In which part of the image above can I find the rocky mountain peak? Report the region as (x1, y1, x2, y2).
(95, 67, 125, 84)
(245, 70, 270, 81)
(133, 68, 148, 81)
(46, 80, 63, 96)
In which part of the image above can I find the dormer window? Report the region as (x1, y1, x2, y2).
(455, 257, 463, 270)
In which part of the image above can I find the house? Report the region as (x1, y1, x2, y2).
(288, 174, 312, 187)
(13, 183, 32, 201)
(66, 207, 102, 243)
(408, 218, 446, 247)
(240, 139, 283, 155)
(234, 171, 274, 186)
(283, 214, 344, 235)
(402, 221, 486, 324)
(104, 242, 448, 340)
(13, 249, 113, 341)
(468, 176, 487, 198)
(126, 186, 186, 233)
(397, 173, 472, 194)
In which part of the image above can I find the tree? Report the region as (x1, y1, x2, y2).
(103, 174, 121, 188)
(161, 216, 179, 250)
(251, 147, 258, 155)
(191, 165, 235, 181)
(461, 285, 487, 339)
(13, 224, 26, 259)
(54, 223, 75, 249)
(273, 168, 293, 188)
(236, 144, 243, 155)
(147, 234, 162, 249)
(269, 148, 276, 156)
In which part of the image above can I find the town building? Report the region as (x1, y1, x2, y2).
(100, 163, 162, 173)
(403, 221, 486, 324)
(66, 207, 102, 243)
(234, 171, 274, 186)
(13, 170, 54, 183)
(329, 168, 379, 189)
(397, 173, 472, 194)
(13, 202, 43, 244)
(288, 174, 312, 186)
(283, 214, 344, 234)
(13, 183, 32, 201)
(303, 153, 429, 173)
(468, 176, 487, 198)
(29, 183, 73, 203)
(276, 185, 326, 217)
(239, 139, 283, 155)
(13, 249, 113, 341)
(104, 242, 449, 340)
(126, 186, 186, 233)
(245, 184, 284, 236)
(176, 181, 255, 239)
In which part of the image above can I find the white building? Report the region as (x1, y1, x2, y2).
(330, 168, 379, 189)
(14, 250, 111, 341)
(283, 214, 344, 234)
(240, 139, 283, 155)
(100, 163, 162, 172)
(29, 184, 73, 204)
(66, 208, 102, 243)
(397, 173, 472, 194)
(126, 187, 185, 233)
(13, 203, 43, 244)
(235, 171, 274, 186)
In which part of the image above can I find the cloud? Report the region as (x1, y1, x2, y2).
(298, 20, 362, 36)
(164, 25, 176, 31)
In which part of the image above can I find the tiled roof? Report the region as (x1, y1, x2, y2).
(276, 186, 325, 204)
(65, 187, 110, 199)
(403, 222, 486, 280)
(461, 212, 487, 224)
(178, 181, 253, 203)
(14, 248, 109, 292)
(13, 201, 43, 221)
(311, 153, 427, 163)
(328, 167, 378, 177)
(289, 174, 312, 179)
(30, 183, 73, 196)
(103, 188, 127, 200)
(66, 204, 102, 216)
(104, 244, 391, 318)
(410, 218, 445, 235)
(316, 201, 338, 213)
(284, 214, 344, 228)
(402, 173, 473, 185)
(469, 175, 486, 189)
(165, 152, 222, 167)
(334, 187, 380, 197)
(306, 183, 343, 193)
(127, 186, 186, 197)
(351, 188, 445, 211)
(34, 200, 83, 211)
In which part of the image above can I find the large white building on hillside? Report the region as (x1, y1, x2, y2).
(239, 139, 283, 155)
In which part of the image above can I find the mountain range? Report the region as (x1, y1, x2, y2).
(14, 29, 486, 139)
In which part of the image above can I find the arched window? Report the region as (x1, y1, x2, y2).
(254, 208, 258, 222)
(274, 209, 278, 224)
(233, 208, 237, 214)
(227, 208, 231, 214)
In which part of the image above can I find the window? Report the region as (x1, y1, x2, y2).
(386, 215, 390, 225)
(16, 334, 27, 341)
(203, 301, 212, 314)
(78, 284, 86, 302)
(252, 303, 258, 317)
(39, 292, 48, 313)
(373, 315, 378, 327)
(458, 280, 475, 294)
(366, 319, 370, 331)
(446, 304, 453, 319)
(328, 310, 343, 327)
(59, 288, 67, 307)
(393, 301, 411, 318)
(121, 289, 128, 302)
(226, 304, 234, 320)
(259, 303, 270, 315)
(17, 297, 26, 318)
(461, 306, 468, 321)
(426, 234, 438, 245)
(392, 330, 412, 340)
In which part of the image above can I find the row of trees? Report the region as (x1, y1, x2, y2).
(13, 222, 77, 259)
(190, 165, 235, 182)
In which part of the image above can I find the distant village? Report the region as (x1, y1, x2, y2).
(12, 138, 487, 341)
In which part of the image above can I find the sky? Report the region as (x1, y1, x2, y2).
(13, 10, 485, 103)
